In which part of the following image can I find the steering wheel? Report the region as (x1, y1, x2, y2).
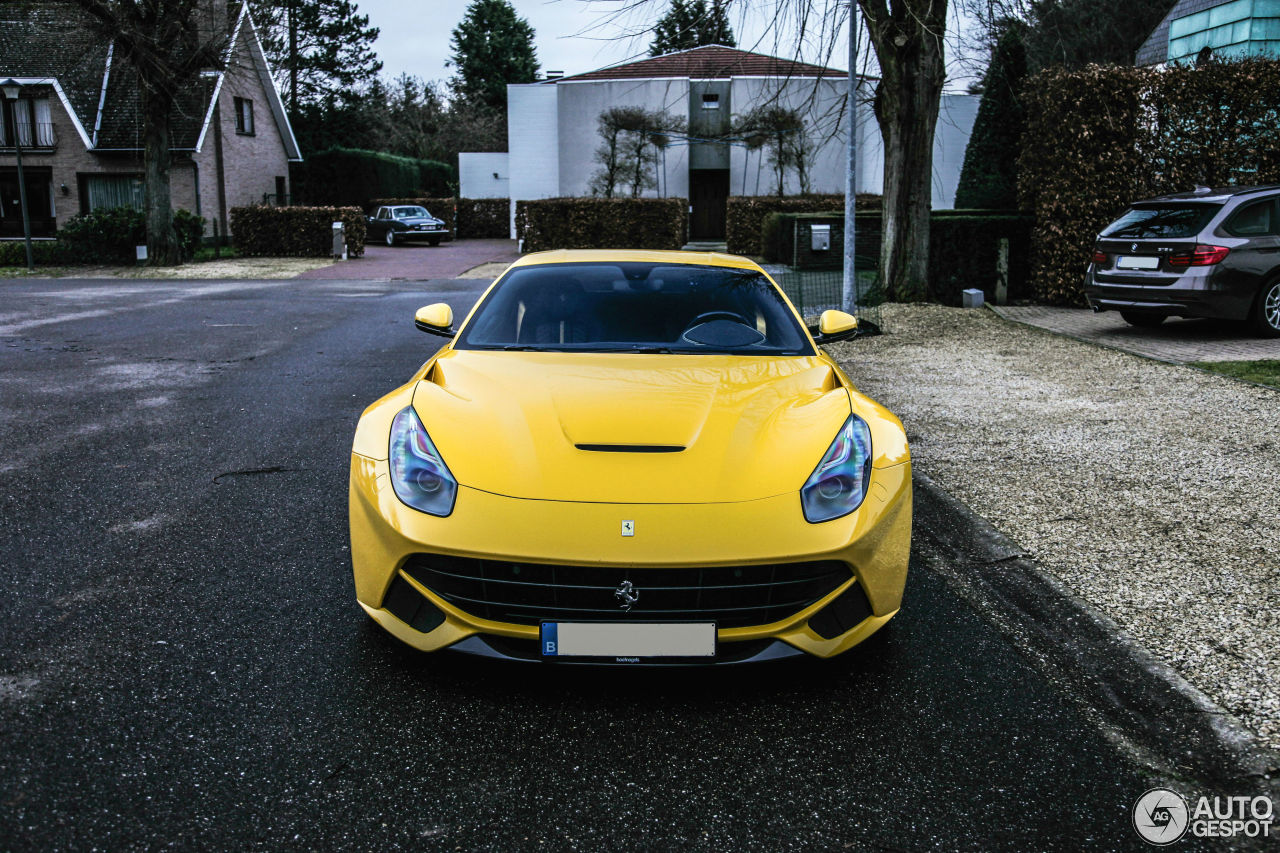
(682, 310, 752, 331)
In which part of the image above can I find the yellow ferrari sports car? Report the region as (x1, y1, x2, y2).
(349, 250, 911, 664)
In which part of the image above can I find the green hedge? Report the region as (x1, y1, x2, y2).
(54, 207, 203, 264)
(726, 194, 881, 256)
(291, 148, 455, 208)
(515, 198, 687, 253)
(229, 205, 367, 257)
(765, 210, 1032, 306)
(0, 240, 66, 266)
(365, 197, 509, 239)
(1020, 60, 1280, 304)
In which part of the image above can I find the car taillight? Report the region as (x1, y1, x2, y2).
(1168, 245, 1230, 267)
(1091, 249, 1108, 265)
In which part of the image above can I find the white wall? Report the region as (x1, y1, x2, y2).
(932, 95, 980, 209)
(728, 76, 855, 197)
(506, 83, 560, 236)
(554, 78, 691, 199)
(458, 152, 510, 199)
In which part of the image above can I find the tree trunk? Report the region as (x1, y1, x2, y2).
(141, 82, 180, 266)
(864, 0, 947, 302)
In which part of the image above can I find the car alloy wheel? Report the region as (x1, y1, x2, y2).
(385, 230, 396, 247)
(1255, 280, 1280, 337)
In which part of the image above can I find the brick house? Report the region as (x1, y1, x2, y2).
(0, 0, 300, 239)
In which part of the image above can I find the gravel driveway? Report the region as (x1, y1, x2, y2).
(832, 305, 1280, 750)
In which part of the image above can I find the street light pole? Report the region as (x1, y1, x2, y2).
(1, 79, 35, 272)
(842, 3, 858, 314)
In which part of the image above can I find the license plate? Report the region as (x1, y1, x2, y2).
(540, 622, 715, 658)
(1116, 255, 1159, 270)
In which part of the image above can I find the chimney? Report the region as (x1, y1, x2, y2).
(195, 0, 230, 52)
(544, 70, 564, 81)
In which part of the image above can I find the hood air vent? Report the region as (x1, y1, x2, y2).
(575, 444, 684, 453)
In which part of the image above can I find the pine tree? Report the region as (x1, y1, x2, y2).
(955, 21, 1027, 209)
(649, 0, 735, 56)
(449, 0, 539, 113)
(250, 0, 382, 112)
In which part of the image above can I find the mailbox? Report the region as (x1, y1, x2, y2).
(332, 221, 345, 259)
(810, 224, 831, 252)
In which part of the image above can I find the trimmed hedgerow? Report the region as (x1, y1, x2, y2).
(1020, 59, 1280, 304)
(515, 198, 687, 253)
(229, 205, 367, 257)
(291, 148, 455, 208)
(56, 206, 204, 264)
(726, 194, 882, 256)
(365, 198, 509, 239)
(0, 240, 67, 266)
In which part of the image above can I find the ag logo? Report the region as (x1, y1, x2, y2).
(1133, 788, 1189, 845)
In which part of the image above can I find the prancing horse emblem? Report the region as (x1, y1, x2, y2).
(614, 580, 639, 611)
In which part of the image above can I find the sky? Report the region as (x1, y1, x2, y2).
(354, 0, 981, 92)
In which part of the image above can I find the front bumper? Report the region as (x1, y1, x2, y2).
(349, 454, 912, 662)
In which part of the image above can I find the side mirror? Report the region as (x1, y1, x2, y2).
(809, 310, 859, 344)
(414, 303, 454, 337)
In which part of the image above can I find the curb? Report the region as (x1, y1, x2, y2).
(913, 470, 1279, 793)
(986, 304, 1280, 393)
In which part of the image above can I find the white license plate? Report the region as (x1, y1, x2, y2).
(1116, 255, 1160, 270)
(540, 622, 715, 658)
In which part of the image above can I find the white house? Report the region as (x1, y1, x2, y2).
(460, 45, 977, 242)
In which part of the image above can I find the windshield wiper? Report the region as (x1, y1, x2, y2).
(628, 345, 674, 353)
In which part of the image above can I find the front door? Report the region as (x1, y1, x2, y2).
(0, 167, 54, 237)
(689, 169, 730, 241)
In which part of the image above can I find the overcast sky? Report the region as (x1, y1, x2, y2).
(354, 0, 980, 91)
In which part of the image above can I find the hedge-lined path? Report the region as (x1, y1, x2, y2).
(992, 304, 1280, 363)
(293, 238, 519, 281)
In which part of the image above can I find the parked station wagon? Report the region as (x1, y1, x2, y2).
(1085, 185, 1280, 336)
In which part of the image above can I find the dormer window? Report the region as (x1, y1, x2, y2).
(0, 96, 55, 148)
(701, 93, 720, 110)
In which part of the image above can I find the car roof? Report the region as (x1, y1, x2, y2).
(509, 249, 762, 271)
(1141, 185, 1280, 204)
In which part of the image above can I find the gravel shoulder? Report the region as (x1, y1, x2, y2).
(832, 304, 1280, 750)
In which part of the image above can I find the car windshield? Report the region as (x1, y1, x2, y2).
(394, 207, 429, 219)
(1101, 203, 1221, 238)
(456, 262, 813, 355)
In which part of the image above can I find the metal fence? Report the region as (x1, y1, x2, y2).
(767, 266, 884, 329)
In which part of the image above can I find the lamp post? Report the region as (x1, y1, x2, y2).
(1, 79, 35, 272)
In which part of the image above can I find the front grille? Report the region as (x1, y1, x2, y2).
(401, 554, 851, 629)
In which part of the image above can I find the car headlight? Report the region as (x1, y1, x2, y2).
(389, 405, 457, 517)
(801, 415, 872, 523)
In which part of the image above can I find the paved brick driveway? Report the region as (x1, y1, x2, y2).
(991, 305, 1280, 363)
(294, 238, 520, 281)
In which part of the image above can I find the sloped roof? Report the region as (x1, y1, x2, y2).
(1137, 0, 1230, 65)
(553, 45, 845, 83)
(0, 0, 109, 142)
(0, 0, 297, 158)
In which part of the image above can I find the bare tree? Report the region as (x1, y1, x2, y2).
(73, 0, 224, 265)
(590, 106, 686, 198)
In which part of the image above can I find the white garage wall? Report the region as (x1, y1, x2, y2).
(458, 152, 510, 199)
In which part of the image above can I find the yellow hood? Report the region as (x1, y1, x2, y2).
(410, 349, 852, 504)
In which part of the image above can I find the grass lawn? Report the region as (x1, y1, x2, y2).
(1191, 359, 1280, 389)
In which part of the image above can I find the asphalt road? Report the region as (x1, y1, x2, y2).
(0, 277, 1237, 851)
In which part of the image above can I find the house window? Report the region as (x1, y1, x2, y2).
(234, 97, 254, 135)
(81, 174, 145, 212)
(0, 97, 55, 147)
(701, 93, 721, 110)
